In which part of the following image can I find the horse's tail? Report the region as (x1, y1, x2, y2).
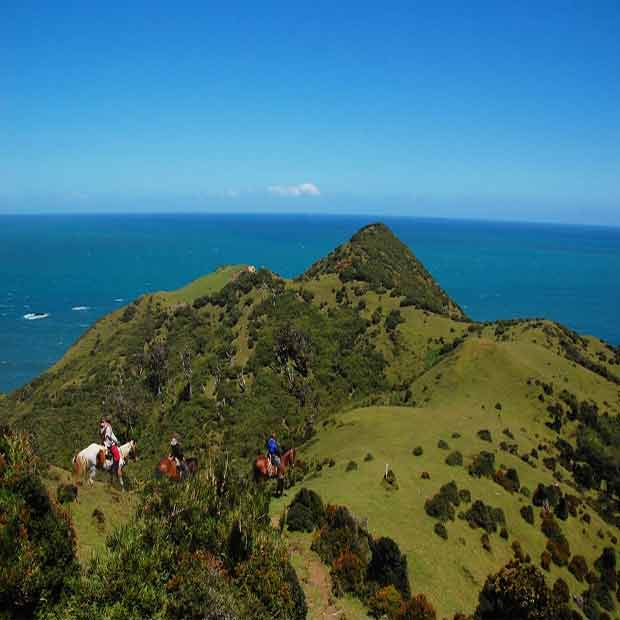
(73, 454, 86, 481)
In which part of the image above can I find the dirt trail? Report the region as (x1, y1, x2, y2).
(288, 538, 345, 620)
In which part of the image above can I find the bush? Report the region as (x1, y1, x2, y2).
(520, 505, 535, 525)
(364, 452, 374, 461)
(568, 555, 588, 582)
(469, 451, 495, 478)
(425, 493, 455, 522)
(346, 460, 358, 472)
(459, 489, 472, 503)
(383, 468, 399, 490)
(0, 428, 79, 619)
(287, 488, 325, 532)
(476, 561, 568, 620)
(477, 430, 492, 442)
(413, 446, 424, 456)
(465, 500, 505, 533)
(437, 439, 450, 450)
(434, 523, 448, 540)
(287, 502, 316, 532)
(494, 468, 520, 493)
(500, 527, 509, 540)
(446, 451, 463, 467)
(368, 585, 403, 619)
(331, 549, 367, 596)
(553, 578, 570, 604)
(56, 483, 78, 504)
(440, 481, 461, 506)
(481, 533, 492, 552)
(400, 593, 437, 620)
(541, 550, 552, 571)
(368, 536, 411, 599)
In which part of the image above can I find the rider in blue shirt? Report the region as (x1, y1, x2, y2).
(266, 431, 281, 468)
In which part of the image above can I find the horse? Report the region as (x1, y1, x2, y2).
(156, 455, 198, 481)
(73, 440, 138, 490)
(253, 447, 296, 496)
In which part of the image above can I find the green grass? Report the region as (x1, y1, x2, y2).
(44, 466, 136, 565)
(272, 332, 620, 619)
(159, 264, 246, 304)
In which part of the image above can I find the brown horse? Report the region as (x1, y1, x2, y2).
(254, 447, 296, 496)
(156, 456, 198, 481)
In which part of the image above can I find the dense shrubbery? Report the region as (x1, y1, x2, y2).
(42, 453, 306, 620)
(465, 500, 506, 534)
(446, 451, 463, 466)
(476, 560, 572, 620)
(287, 487, 325, 532)
(0, 427, 79, 619)
(469, 451, 495, 478)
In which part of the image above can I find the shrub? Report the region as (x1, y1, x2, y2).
(500, 527, 509, 540)
(413, 446, 424, 457)
(477, 430, 492, 442)
(312, 505, 369, 566)
(425, 493, 455, 522)
(368, 536, 411, 599)
(287, 502, 316, 532)
(568, 555, 588, 582)
(346, 460, 358, 472)
(440, 481, 461, 506)
(0, 428, 79, 619)
(546, 540, 570, 567)
(476, 561, 567, 620)
(438, 439, 450, 450)
(400, 593, 437, 620)
(541, 550, 551, 571)
(434, 523, 448, 540)
(469, 451, 495, 478)
(553, 578, 570, 604)
(459, 489, 471, 503)
(532, 483, 562, 508)
(368, 585, 403, 619)
(383, 468, 399, 490)
(465, 500, 505, 533)
(331, 549, 366, 596)
(481, 533, 492, 552)
(56, 483, 78, 504)
(494, 468, 520, 493)
(288, 488, 325, 532)
(520, 505, 534, 525)
(446, 451, 463, 467)
(364, 452, 374, 462)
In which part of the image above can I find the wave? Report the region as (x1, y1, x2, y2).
(24, 312, 49, 321)
(72, 306, 90, 311)
(114, 298, 124, 303)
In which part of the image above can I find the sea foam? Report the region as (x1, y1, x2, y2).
(72, 306, 90, 311)
(23, 312, 49, 321)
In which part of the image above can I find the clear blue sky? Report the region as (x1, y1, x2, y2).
(2, 2, 619, 224)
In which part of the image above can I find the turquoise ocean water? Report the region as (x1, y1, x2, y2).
(1, 214, 619, 393)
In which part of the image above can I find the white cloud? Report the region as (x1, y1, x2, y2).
(267, 182, 321, 197)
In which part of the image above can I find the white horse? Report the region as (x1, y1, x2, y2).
(72, 440, 138, 489)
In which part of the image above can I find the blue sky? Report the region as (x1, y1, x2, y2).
(1, 2, 619, 224)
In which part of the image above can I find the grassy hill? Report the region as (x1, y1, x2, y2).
(3, 222, 620, 619)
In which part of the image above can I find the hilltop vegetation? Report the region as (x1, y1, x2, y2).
(3, 222, 620, 618)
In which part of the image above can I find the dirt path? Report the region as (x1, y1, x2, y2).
(287, 538, 345, 620)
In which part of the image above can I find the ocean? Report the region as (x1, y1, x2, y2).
(1, 213, 619, 393)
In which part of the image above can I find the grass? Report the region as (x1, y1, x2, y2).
(272, 331, 620, 618)
(44, 466, 136, 565)
(159, 264, 246, 304)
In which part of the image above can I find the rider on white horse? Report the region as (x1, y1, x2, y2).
(100, 417, 121, 475)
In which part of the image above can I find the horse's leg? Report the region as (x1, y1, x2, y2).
(89, 464, 96, 485)
(118, 468, 125, 491)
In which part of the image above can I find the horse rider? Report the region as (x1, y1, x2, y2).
(169, 436, 189, 478)
(266, 431, 281, 473)
(100, 416, 121, 474)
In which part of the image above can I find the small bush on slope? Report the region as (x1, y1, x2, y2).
(42, 453, 306, 620)
(287, 487, 325, 532)
(0, 426, 79, 619)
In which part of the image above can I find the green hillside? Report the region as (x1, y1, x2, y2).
(3, 222, 620, 619)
